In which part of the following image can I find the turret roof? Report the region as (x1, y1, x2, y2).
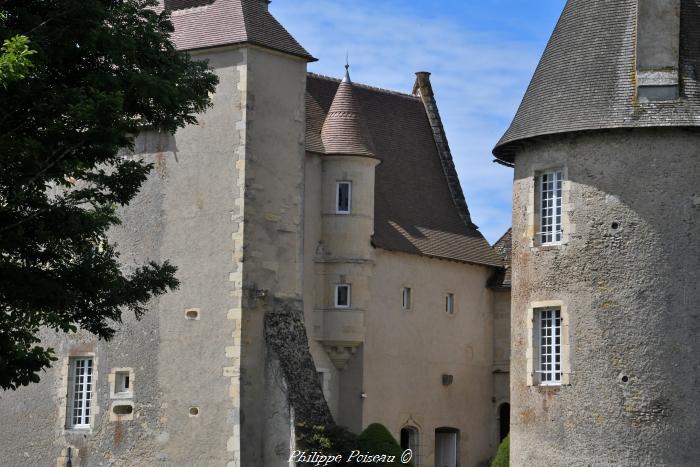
(160, 0, 314, 60)
(494, 0, 700, 162)
(320, 68, 377, 158)
(307, 73, 503, 268)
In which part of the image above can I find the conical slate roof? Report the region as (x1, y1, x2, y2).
(494, 0, 700, 161)
(307, 73, 503, 267)
(161, 0, 314, 60)
(320, 68, 377, 157)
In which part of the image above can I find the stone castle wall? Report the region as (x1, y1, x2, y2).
(510, 128, 700, 466)
(0, 44, 328, 467)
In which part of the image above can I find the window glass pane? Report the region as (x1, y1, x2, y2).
(537, 308, 562, 384)
(539, 171, 563, 245)
(445, 293, 454, 314)
(402, 288, 412, 309)
(337, 182, 351, 213)
(68, 357, 94, 428)
(336, 285, 350, 307)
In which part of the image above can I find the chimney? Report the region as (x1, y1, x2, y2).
(412, 71, 433, 98)
(636, 0, 681, 102)
(260, 0, 271, 10)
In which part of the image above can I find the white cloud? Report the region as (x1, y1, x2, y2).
(273, 0, 541, 242)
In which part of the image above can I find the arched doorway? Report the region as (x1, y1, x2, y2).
(400, 426, 420, 466)
(498, 403, 510, 441)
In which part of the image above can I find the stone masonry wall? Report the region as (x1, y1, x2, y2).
(510, 128, 700, 466)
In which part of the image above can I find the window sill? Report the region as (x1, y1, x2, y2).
(64, 427, 92, 434)
(531, 243, 565, 252)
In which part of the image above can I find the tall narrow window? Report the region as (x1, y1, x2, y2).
(400, 426, 421, 466)
(537, 308, 562, 385)
(539, 170, 563, 245)
(445, 293, 454, 314)
(402, 287, 412, 310)
(336, 182, 352, 214)
(335, 284, 351, 308)
(68, 357, 94, 429)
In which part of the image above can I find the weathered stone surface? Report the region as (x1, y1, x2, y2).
(264, 296, 332, 426)
(510, 128, 700, 466)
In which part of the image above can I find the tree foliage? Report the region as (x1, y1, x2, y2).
(0, 0, 218, 390)
(491, 434, 510, 467)
(296, 422, 411, 467)
(357, 423, 410, 466)
(0, 34, 36, 86)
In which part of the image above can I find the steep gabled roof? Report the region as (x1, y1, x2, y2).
(320, 69, 376, 157)
(307, 73, 502, 268)
(494, 0, 700, 161)
(160, 0, 314, 60)
(488, 228, 512, 288)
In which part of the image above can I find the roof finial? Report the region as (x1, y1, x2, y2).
(343, 52, 351, 83)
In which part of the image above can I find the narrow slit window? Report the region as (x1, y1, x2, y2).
(537, 308, 562, 385)
(335, 284, 351, 309)
(402, 287, 412, 310)
(445, 293, 454, 314)
(539, 170, 563, 245)
(336, 182, 352, 214)
(68, 357, 94, 429)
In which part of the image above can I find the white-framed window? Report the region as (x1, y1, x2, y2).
(445, 293, 454, 314)
(335, 284, 351, 308)
(402, 287, 412, 310)
(336, 181, 352, 214)
(536, 307, 562, 385)
(538, 170, 563, 245)
(68, 357, 94, 429)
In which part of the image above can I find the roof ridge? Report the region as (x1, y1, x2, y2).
(307, 72, 418, 100)
(412, 72, 476, 229)
(492, 227, 512, 248)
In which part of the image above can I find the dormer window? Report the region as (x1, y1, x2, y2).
(336, 182, 352, 214)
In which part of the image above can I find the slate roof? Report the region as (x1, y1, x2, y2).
(320, 71, 376, 157)
(307, 74, 502, 267)
(494, 0, 700, 161)
(488, 228, 512, 288)
(160, 0, 314, 60)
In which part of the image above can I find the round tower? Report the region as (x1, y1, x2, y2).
(317, 66, 380, 369)
(494, 1, 700, 465)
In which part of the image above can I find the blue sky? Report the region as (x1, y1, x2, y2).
(272, 0, 565, 243)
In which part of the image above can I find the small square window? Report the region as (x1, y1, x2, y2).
(336, 182, 352, 214)
(445, 293, 455, 314)
(115, 371, 130, 395)
(402, 287, 412, 310)
(335, 284, 351, 308)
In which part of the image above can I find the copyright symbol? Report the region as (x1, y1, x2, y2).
(401, 449, 413, 464)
